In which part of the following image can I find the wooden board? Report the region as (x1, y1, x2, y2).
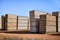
(6, 14, 17, 18)
(7, 19, 17, 22)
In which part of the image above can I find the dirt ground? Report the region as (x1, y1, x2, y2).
(0, 33, 60, 40)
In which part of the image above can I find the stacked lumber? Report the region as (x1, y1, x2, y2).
(39, 14, 56, 33)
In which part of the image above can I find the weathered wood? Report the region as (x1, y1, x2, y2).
(30, 10, 47, 32)
(39, 14, 56, 34)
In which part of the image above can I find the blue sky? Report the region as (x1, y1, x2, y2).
(0, 0, 60, 16)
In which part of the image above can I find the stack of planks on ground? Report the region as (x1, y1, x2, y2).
(39, 14, 56, 34)
(0, 18, 2, 30)
(1, 16, 5, 30)
(17, 16, 29, 31)
(30, 10, 47, 33)
(5, 14, 17, 31)
(52, 12, 60, 33)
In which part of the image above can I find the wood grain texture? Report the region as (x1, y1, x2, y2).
(39, 14, 56, 33)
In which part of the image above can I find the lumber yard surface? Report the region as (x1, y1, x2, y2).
(0, 33, 60, 40)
